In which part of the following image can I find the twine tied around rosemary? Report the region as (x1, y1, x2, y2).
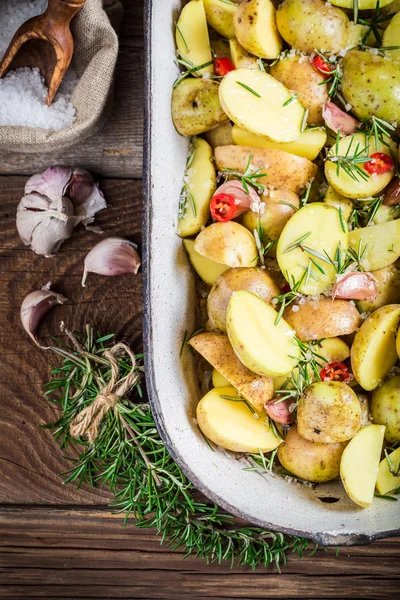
(69, 342, 140, 443)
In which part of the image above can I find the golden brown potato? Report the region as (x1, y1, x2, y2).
(189, 332, 274, 410)
(297, 382, 361, 443)
(241, 188, 300, 241)
(357, 262, 400, 314)
(278, 425, 346, 482)
(283, 298, 362, 341)
(270, 55, 328, 126)
(207, 268, 280, 332)
(371, 375, 400, 444)
(214, 145, 317, 195)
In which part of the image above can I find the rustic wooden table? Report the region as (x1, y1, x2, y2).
(0, 2, 399, 598)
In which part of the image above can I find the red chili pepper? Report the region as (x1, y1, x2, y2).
(312, 55, 333, 79)
(210, 193, 236, 222)
(214, 57, 235, 77)
(320, 362, 350, 383)
(364, 152, 394, 175)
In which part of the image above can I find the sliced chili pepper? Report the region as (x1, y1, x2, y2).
(214, 57, 235, 77)
(320, 361, 350, 383)
(312, 55, 333, 79)
(210, 193, 236, 222)
(364, 152, 394, 175)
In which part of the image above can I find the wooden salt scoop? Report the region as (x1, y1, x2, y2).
(0, 0, 87, 106)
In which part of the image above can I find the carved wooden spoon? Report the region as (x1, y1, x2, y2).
(0, 0, 87, 106)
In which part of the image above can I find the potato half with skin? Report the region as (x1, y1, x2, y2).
(283, 299, 361, 341)
(240, 188, 300, 241)
(276, 0, 350, 54)
(196, 386, 282, 452)
(176, 0, 213, 76)
(232, 124, 327, 161)
(348, 219, 400, 273)
(371, 375, 400, 444)
(214, 145, 317, 194)
(226, 290, 301, 377)
(342, 52, 400, 124)
(189, 333, 274, 410)
(172, 78, 228, 137)
(219, 69, 304, 143)
(207, 267, 280, 332)
(194, 222, 258, 267)
(297, 382, 361, 444)
(234, 0, 282, 59)
(229, 39, 259, 69)
(323, 186, 353, 221)
(325, 133, 395, 199)
(340, 424, 386, 508)
(351, 304, 400, 391)
(376, 446, 400, 495)
(204, 0, 237, 39)
(319, 337, 350, 363)
(357, 263, 400, 314)
(278, 425, 346, 483)
(330, 0, 393, 8)
(183, 239, 229, 286)
(178, 138, 216, 237)
(270, 55, 328, 126)
(277, 203, 348, 296)
(383, 13, 400, 64)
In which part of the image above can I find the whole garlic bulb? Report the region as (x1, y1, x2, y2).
(17, 166, 107, 257)
(17, 192, 75, 258)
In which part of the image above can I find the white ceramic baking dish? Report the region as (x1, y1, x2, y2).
(143, 0, 400, 545)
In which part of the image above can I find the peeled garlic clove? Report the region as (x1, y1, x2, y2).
(82, 237, 141, 286)
(25, 166, 72, 203)
(322, 101, 360, 136)
(16, 193, 75, 257)
(67, 168, 107, 227)
(20, 283, 67, 348)
(332, 271, 377, 301)
(265, 397, 294, 425)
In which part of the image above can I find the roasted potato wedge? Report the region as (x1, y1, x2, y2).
(189, 332, 274, 410)
(214, 145, 317, 194)
(194, 222, 258, 267)
(283, 298, 362, 341)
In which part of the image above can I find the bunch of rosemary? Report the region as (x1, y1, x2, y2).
(43, 325, 312, 569)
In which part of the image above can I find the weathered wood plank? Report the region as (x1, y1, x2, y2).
(0, 509, 399, 599)
(0, 177, 142, 505)
(0, 1, 143, 179)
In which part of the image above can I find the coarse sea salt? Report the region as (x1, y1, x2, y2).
(0, 0, 77, 130)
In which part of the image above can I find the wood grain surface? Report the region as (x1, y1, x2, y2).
(0, 1, 399, 599)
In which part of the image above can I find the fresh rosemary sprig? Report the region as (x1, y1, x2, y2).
(180, 327, 205, 356)
(178, 143, 197, 220)
(272, 271, 307, 325)
(44, 326, 313, 569)
(253, 222, 276, 266)
(349, 196, 383, 228)
(221, 152, 267, 193)
(364, 115, 395, 149)
(300, 178, 314, 208)
(358, 0, 395, 46)
(276, 338, 328, 403)
(173, 52, 214, 88)
(327, 133, 371, 183)
(384, 449, 400, 477)
(314, 51, 342, 98)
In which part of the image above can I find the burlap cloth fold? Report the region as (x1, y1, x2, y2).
(0, 0, 122, 153)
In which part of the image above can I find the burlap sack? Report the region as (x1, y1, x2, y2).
(0, 0, 121, 153)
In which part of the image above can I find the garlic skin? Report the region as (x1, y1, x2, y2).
(18, 166, 107, 257)
(82, 238, 141, 287)
(20, 283, 67, 348)
(17, 193, 75, 257)
(67, 168, 107, 227)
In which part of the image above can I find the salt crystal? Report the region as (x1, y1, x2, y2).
(0, 0, 77, 130)
(292, 304, 300, 312)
